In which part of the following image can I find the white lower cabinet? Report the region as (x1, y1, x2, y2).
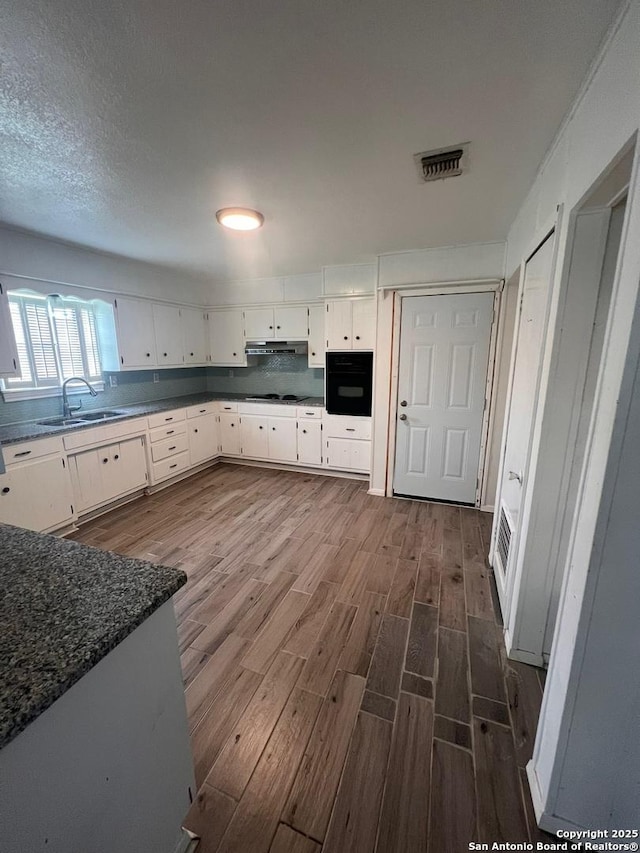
(325, 437, 370, 473)
(241, 415, 269, 458)
(297, 420, 323, 466)
(0, 454, 74, 532)
(219, 413, 242, 455)
(188, 413, 219, 466)
(324, 414, 371, 473)
(71, 437, 147, 514)
(268, 417, 297, 462)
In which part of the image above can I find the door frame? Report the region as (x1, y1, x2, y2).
(385, 282, 502, 506)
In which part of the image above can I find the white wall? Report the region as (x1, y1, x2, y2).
(0, 226, 208, 305)
(499, 0, 640, 830)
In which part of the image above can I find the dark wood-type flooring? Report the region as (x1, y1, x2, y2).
(71, 463, 549, 852)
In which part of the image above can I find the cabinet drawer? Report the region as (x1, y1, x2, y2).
(152, 451, 190, 482)
(186, 403, 217, 419)
(217, 401, 238, 413)
(324, 415, 371, 440)
(147, 409, 186, 430)
(149, 421, 187, 443)
(151, 433, 189, 462)
(296, 406, 323, 419)
(3, 436, 64, 464)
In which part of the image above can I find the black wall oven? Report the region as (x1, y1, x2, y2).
(326, 352, 373, 416)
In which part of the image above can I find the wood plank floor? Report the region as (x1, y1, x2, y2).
(71, 462, 549, 852)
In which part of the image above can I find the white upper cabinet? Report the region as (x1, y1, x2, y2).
(307, 305, 325, 368)
(243, 305, 309, 340)
(181, 307, 209, 365)
(244, 308, 274, 339)
(0, 282, 19, 377)
(209, 309, 246, 366)
(153, 304, 184, 366)
(326, 298, 375, 350)
(351, 298, 376, 349)
(326, 300, 354, 349)
(115, 297, 157, 369)
(274, 305, 308, 339)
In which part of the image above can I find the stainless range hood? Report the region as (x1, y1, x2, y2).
(244, 341, 308, 356)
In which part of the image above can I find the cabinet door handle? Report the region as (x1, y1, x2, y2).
(165, 417, 174, 422)
(302, 429, 307, 434)
(305, 412, 314, 416)
(168, 446, 177, 451)
(146, 352, 151, 357)
(343, 336, 348, 340)
(14, 450, 31, 457)
(166, 429, 175, 435)
(163, 352, 168, 357)
(2, 487, 10, 494)
(170, 463, 177, 469)
(232, 352, 237, 356)
(259, 426, 263, 430)
(346, 428, 356, 432)
(114, 454, 120, 460)
(276, 325, 281, 330)
(311, 351, 316, 356)
(199, 409, 206, 413)
(194, 428, 198, 433)
(190, 352, 194, 356)
(102, 457, 109, 463)
(231, 423, 235, 427)
(355, 335, 360, 340)
(269, 326, 273, 330)
(272, 427, 276, 431)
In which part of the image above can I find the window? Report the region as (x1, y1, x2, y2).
(2, 291, 104, 399)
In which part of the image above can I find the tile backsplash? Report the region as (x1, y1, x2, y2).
(0, 369, 208, 426)
(0, 356, 324, 425)
(207, 354, 324, 397)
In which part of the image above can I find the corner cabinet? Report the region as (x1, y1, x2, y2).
(209, 310, 246, 366)
(0, 281, 19, 376)
(115, 297, 157, 369)
(326, 298, 376, 350)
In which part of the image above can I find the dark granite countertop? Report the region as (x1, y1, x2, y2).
(0, 523, 186, 750)
(0, 393, 325, 446)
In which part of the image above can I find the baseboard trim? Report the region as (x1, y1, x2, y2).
(222, 457, 369, 481)
(526, 762, 586, 836)
(367, 487, 385, 496)
(174, 828, 199, 853)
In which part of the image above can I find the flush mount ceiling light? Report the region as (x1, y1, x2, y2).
(215, 207, 264, 231)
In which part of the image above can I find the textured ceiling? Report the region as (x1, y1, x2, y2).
(0, 0, 621, 285)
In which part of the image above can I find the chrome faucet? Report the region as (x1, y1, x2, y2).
(62, 377, 98, 417)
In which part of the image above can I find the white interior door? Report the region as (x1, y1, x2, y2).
(393, 292, 494, 503)
(496, 232, 555, 583)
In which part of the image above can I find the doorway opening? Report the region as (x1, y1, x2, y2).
(492, 142, 635, 666)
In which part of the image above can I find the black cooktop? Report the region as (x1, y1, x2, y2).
(245, 393, 309, 402)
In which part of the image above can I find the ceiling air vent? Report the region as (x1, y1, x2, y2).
(414, 143, 469, 183)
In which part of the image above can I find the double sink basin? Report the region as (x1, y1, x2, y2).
(38, 411, 126, 428)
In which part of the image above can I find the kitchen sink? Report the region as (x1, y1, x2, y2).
(37, 417, 85, 427)
(76, 410, 124, 421)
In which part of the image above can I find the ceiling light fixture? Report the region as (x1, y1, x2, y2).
(215, 207, 264, 231)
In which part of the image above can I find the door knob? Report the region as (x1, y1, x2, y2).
(508, 470, 523, 484)
(399, 413, 407, 421)
(400, 400, 407, 407)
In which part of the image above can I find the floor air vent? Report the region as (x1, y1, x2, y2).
(414, 143, 469, 182)
(496, 505, 513, 576)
